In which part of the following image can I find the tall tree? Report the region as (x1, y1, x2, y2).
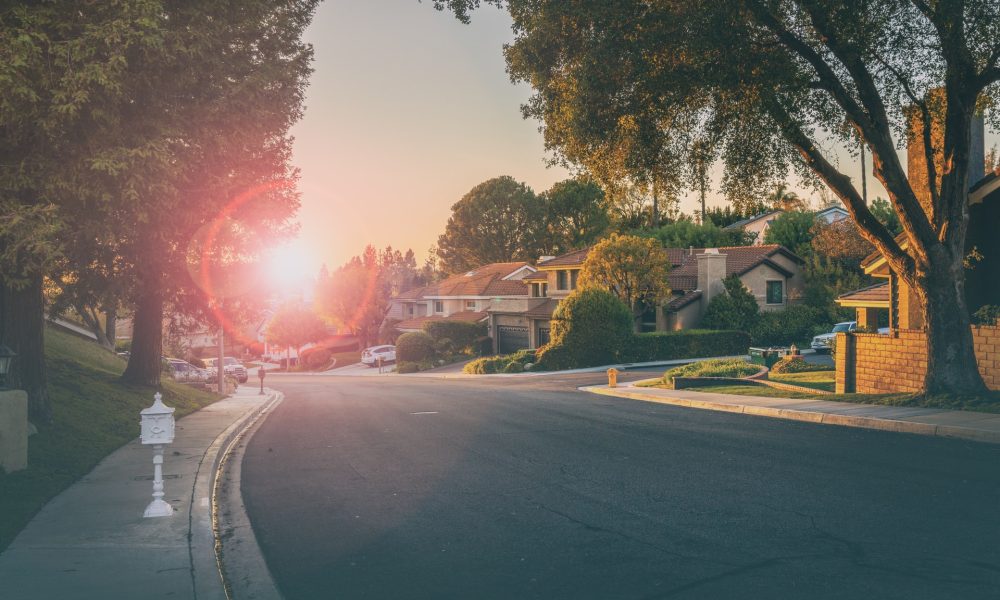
(438, 0, 1000, 393)
(436, 176, 544, 273)
(540, 178, 611, 254)
(266, 302, 327, 363)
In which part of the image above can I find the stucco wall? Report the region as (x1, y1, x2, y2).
(666, 301, 702, 331)
(740, 263, 797, 312)
(835, 326, 1000, 394)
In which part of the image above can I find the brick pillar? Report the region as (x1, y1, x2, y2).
(835, 332, 856, 394)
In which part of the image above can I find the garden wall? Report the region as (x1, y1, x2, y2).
(835, 326, 1000, 394)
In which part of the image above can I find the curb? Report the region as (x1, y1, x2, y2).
(584, 385, 1000, 445)
(213, 392, 286, 600)
(187, 390, 284, 600)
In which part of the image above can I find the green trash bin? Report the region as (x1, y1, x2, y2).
(749, 347, 787, 368)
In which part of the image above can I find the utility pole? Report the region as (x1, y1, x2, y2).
(861, 142, 868, 205)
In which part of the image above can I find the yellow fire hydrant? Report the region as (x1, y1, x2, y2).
(607, 368, 620, 388)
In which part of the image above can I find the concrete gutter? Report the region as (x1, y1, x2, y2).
(584, 382, 1000, 445)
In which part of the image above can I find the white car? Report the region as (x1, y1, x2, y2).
(361, 345, 396, 367)
(204, 357, 248, 383)
(166, 359, 207, 383)
(811, 321, 857, 353)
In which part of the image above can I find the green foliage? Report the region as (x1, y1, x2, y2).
(473, 336, 494, 357)
(700, 275, 760, 332)
(547, 288, 634, 367)
(869, 198, 903, 236)
(663, 358, 761, 382)
(533, 343, 575, 371)
(750, 305, 828, 346)
(763, 211, 816, 256)
(423, 321, 487, 352)
(623, 330, 751, 363)
(973, 305, 1000, 326)
(395, 331, 436, 363)
(302, 348, 333, 370)
(0, 327, 220, 552)
(540, 178, 611, 253)
(770, 356, 834, 374)
(702, 204, 769, 228)
(395, 360, 434, 374)
(645, 220, 755, 248)
(801, 255, 866, 322)
(379, 319, 402, 345)
(503, 361, 525, 373)
(464, 348, 537, 374)
(579, 233, 671, 325)
(436, 176, 544, 274)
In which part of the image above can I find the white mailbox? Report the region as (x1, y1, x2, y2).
(140, 393, 176, 518)
(140, 392, 175, 444)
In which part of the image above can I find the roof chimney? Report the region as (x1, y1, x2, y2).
(697, 249, 727, 310)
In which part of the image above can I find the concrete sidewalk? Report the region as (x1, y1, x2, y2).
(0, 386, 282, 600)
(585, 382, 1000, 445)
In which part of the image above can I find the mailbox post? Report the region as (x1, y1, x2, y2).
(140, 393, 176, 518)
(258, 366, 266, 395)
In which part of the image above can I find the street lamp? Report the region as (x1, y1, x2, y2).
(0, 344, 16, 390)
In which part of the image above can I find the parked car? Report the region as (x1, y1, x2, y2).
(204, 357, 248, 383)
(811, 321, 857, 354)
(361, 345, 396, 367)
(166, 358, 207, 384)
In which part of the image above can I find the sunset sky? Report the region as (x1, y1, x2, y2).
(287, 1, 994, 278)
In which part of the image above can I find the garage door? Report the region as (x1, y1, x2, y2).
(497, 325, 529, 354)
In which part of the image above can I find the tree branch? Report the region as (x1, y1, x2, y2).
(765, 97, 916, 284)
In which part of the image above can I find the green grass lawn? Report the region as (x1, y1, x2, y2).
(769, 371, 836, 392)
(0, 326, 222, 552)
(688, 381, 1000, 414)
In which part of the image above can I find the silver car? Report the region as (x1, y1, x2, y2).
(811, 321, 857, 354)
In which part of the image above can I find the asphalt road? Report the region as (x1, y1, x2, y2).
(242, 372, 1000, 599)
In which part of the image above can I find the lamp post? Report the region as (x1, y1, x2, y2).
(0, 344, 16, 389)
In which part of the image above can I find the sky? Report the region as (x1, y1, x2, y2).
(284, 1, 995, 280)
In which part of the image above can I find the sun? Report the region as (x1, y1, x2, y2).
(265, 239, 315, 290)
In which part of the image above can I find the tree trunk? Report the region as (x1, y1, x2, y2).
(122, 263, 164, 386)
(0, 272, 51, 423)
(104, 305, 117, 350)
(917, 249, 988, 395)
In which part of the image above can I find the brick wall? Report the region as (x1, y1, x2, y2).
(835, 325, 1000, 394)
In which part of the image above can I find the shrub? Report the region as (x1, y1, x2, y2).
(623, 330, 751, 362)
(548, 288, 633, 368)
(663, 358, 761, 382)
(473, 336, 494, 357)
(396, 359, 435, 374)
(700, 275, 759, 331)
(423, 321, 487, 352)
(463, 355, 508, 374)
(534, 343, 575, 371)
(750, 305, 826, 346)
(503, 361, 524, 373)
(433, 337, 455, 356)
(396, 331, 435, 362)
(973, 305, 1000, 326)
(303, 348, 333, 369)
(770, 356, 833, 374)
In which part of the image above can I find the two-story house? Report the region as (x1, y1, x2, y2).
(386, 262, 537, 334)
(487, 244, 805, 353)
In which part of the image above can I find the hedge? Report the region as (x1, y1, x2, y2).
(749, 305, 828, 346)
(423, 321, 487, 351)
(463, 349, 536, 374)
(396, 331, 435, 362)
(548, 288, 633, 368)
(622, 330, 750, 363)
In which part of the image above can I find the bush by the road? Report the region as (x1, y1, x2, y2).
(396, 331, 435, 362)
(396, 359, 433, 374)
(770, 355, 833, 374)
(750, 305, 828, 347)
(623, 330, 750, 363)
(301, 348, 332, 369)
(663, 358, 760, 382)
(464, 349, 535, 374)
(544, 288, 633, 368)
(423, 321, 486, 352)
(473, 336, 493, 357)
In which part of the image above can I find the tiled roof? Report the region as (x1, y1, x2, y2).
(664, 290, 702, 312)
(665, 245, 802, 292)
(522, 271, 549, 282)
(837, 282, 889, 304)
(395, 311, 488, 331)
(394, 262, 531, 300)
(523, 298, 560, 320)
(537, 247, 591, 268)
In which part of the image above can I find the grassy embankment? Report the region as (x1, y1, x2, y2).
(0, 326, 222, 552)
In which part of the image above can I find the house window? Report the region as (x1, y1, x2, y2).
(556, 270, 568, 290)
(540, 283, 548, 297)
(766, 280, 784, 305)
(465, 300, 476, 311)
(570, 269, 579, 290)
(407, 305, 414, 316)
(434, 301, 444, 313)
(531, 283, 541, 298)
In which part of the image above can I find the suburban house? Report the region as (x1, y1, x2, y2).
(834, 113, 1000, 394)
(385, 262, 536, 333)
(487, 244, 805, 353)
(723, 210, 783, 244)
(815, 205, 850, 224)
